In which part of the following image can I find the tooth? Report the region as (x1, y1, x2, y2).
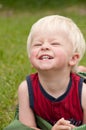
(42, 56, 49, 59)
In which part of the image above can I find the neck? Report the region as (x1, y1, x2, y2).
(38, 70, 71, 98)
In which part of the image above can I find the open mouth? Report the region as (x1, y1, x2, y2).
(39, 55, 53, 60)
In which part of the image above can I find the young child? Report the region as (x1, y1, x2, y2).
(18, 15, 86, 130)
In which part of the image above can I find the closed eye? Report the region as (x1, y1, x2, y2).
(33, 43, 42, 46)
(35, 44, 42, 46)
(51, 43, 60, 46)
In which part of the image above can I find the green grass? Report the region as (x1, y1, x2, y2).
(0, 0, 86, 11)
(0, 4, 86, 130)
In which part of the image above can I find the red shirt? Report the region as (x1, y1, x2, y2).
(26, 73, 84, 126)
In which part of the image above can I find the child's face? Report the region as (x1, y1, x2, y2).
(29, 28, 75, 71)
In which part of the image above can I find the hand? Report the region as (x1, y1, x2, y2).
(51, 118, 75, 130)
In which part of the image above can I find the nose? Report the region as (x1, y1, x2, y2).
(41, 42, 50, 51)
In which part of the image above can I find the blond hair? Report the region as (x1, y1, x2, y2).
(27, 15, 86, 72)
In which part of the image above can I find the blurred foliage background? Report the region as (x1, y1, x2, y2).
(0, 0, 86, 130)
(0, 0, 86, 11)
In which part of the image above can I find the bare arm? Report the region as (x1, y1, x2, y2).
(82, 82, 86, 124)
(18, 80, 40, 130)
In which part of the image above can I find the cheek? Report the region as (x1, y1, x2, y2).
(30, 49, 37, 58)
(55, 49, 69, 64)
(55, 49, 67, 58)
(29, 50, 38, 63)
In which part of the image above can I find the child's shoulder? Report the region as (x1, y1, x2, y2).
(82, 82, 86, 115)
(18, 80, 28, 95)
(83, 82, 86, 90)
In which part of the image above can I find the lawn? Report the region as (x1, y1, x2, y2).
(0, 2, 86, 130)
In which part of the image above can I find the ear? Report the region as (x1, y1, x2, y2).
(69, 53, 80, 66)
